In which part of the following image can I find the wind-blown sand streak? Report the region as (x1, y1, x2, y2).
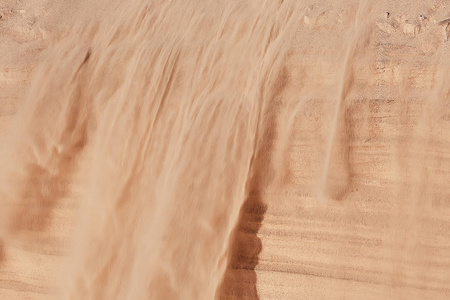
(0, 0, 450, 299)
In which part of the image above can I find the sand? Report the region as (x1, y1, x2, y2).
(0, 0, 449, 299)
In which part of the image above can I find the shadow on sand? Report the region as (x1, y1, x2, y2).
(218, 67, 288, 299)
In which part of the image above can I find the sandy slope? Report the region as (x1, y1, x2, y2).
(1, 0, 450, 299)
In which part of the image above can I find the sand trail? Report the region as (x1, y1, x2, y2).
(0, 0, 450, 299)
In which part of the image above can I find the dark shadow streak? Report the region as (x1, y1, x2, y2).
(218, 67, 288, 299)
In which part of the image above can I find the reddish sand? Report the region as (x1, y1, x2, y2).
(0, 0, 450, 299)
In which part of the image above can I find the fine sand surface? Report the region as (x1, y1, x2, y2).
(0, 0, 450, 299)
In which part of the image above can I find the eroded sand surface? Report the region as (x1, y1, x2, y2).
(0, 0, 450, 299)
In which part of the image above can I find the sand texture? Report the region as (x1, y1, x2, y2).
(0, 0, 450, 299)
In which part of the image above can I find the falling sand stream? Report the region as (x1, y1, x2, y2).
(0, 0, 450, 299)
(0, 1, 301, 299)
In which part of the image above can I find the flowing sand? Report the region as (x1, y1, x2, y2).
(0, 0, 450, 299)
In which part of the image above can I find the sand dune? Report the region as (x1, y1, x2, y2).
(0, 0, 449, 299)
